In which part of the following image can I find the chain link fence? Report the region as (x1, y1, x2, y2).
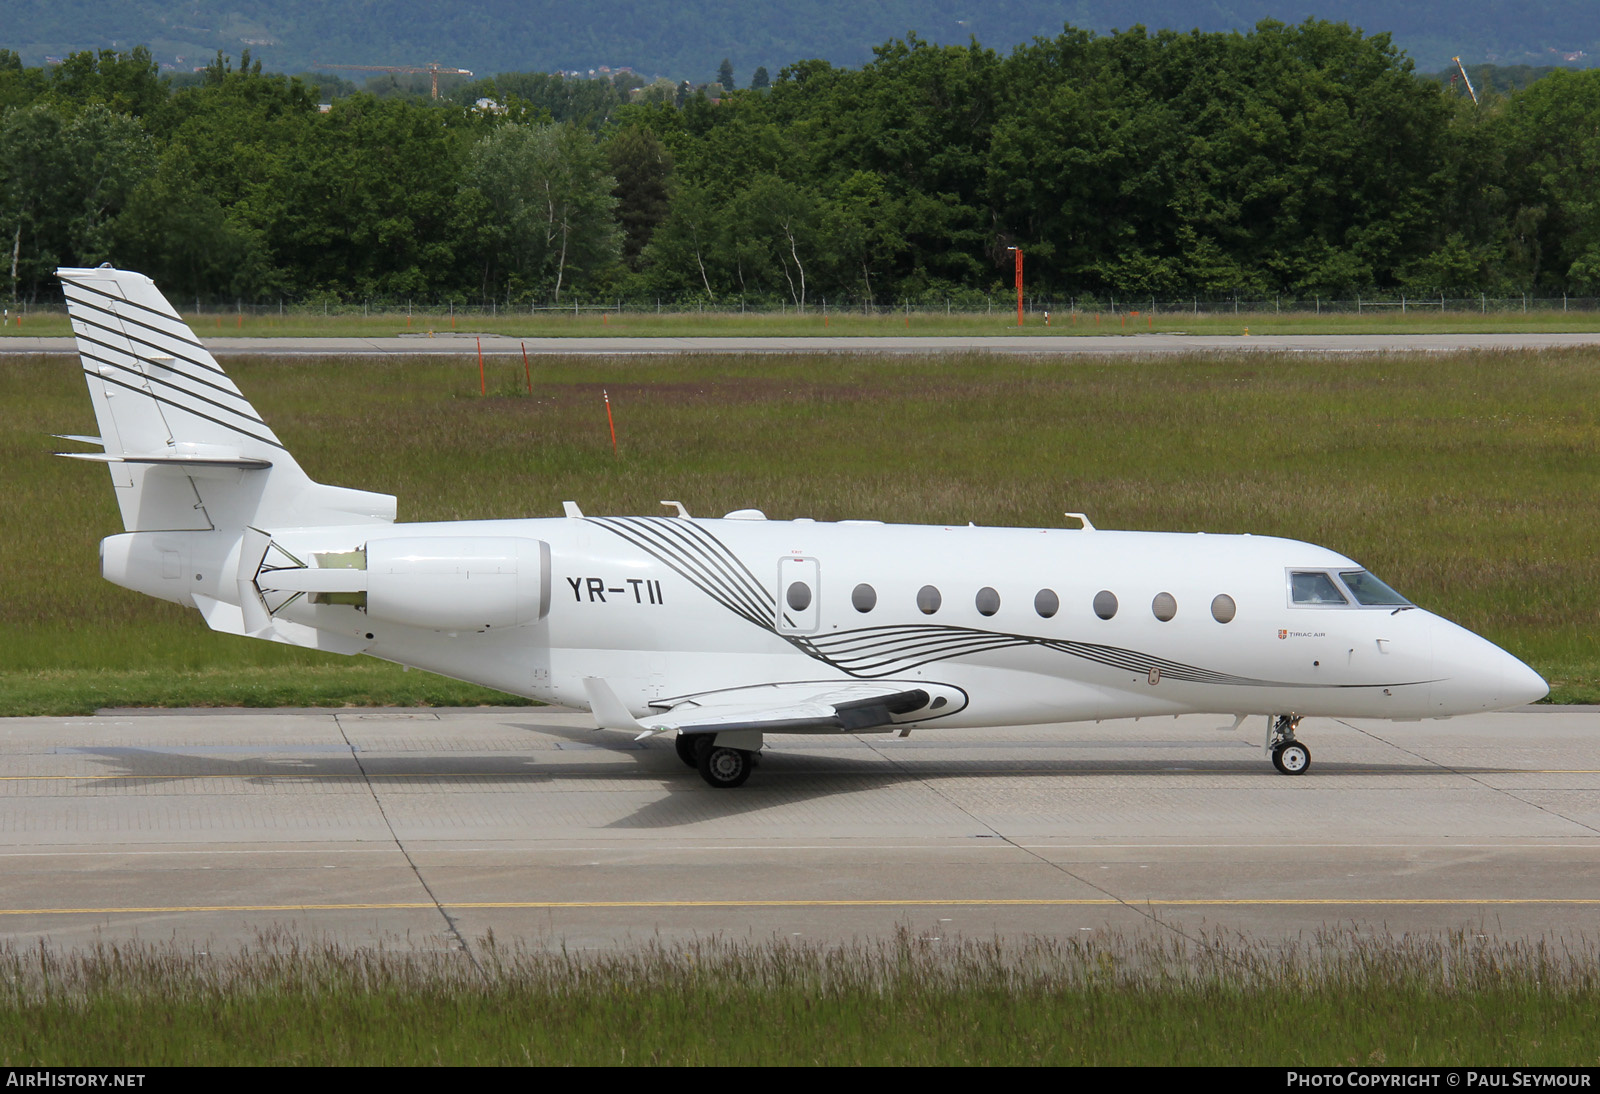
(6, 293, 1600, 322)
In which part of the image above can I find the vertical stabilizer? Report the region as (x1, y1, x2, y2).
(58, 266, 395, 532)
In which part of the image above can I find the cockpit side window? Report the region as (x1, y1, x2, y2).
(1338, 570, 1411, 607)
(1290, 571, 1349, 606)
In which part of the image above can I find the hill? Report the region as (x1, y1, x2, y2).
(4, 2, 1597, 83)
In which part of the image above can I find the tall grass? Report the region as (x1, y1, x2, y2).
(3, 348, 1597, 709)
(2, 928, 1596, 1064)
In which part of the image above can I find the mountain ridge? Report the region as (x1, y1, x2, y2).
(5, 2, 1597, 83)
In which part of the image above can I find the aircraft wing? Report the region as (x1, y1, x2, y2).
(584, 678, 955, 738)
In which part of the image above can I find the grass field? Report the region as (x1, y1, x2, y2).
(2, 346, 1598, 712)
(3, 928, 1595, 1065)
(5, 304, 1600, 339)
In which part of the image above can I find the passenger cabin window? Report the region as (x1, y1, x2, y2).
(1291, 571, 1349, 606)
(852, 583, 877, 613)
(1211, 594, 1237, 624)
(1093, 590, 1117, 620)
(917, 585, 942, 614)
(1034, 589, 1059, 618)
(1340, 571, 1411, 607)
(1152, 592, 1177, 622)
(787, 582, 812, 611)
(975, 587, 1000, 616)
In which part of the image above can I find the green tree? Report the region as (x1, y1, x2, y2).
(717, 59, 735, 92)
(462, 122, 620, 300)
(1497, 69, 1600, 290)
(750, 66, 770, 91)
(606, 125, 673, 271)
(0, 102, 152, 300)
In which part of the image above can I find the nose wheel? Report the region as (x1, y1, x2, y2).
(1271, 739, 1311, 774)
(1266, 715, 1311, 776)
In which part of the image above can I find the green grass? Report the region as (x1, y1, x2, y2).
(2, 928, 1596, 1065)
(4, 304, 1600, 339)
(3, 348, 1598, 710)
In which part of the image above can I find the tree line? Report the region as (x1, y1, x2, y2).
(3, 21, 1600, 305)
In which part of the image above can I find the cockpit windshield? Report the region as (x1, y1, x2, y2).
(1338, 570, 1411, 607)
(1290, 571, 1348, 605)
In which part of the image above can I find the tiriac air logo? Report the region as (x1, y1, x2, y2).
(1278, 629, 1287, 640)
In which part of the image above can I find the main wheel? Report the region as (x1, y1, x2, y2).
(1272, 740, 1311, 775)
(698, 745, 754, 788)
(674, 733, 700, 768)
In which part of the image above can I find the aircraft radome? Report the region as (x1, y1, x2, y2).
(55, 265, 1549, 787)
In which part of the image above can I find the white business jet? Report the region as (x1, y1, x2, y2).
(56, 266, 1548, 787)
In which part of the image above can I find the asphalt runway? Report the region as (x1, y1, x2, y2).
(6, 331, 1600, 356)
(3, 705, 1597, 955)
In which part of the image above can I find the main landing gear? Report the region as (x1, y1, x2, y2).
(675, 733, 760, 788)
(1266, 714, 1311, 775)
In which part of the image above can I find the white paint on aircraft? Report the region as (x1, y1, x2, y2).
(56, 266, 1548, 787)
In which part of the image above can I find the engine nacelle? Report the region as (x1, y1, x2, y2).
(366, 536, 549, 631)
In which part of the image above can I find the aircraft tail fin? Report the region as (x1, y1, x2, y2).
(57, 266, 395, 532)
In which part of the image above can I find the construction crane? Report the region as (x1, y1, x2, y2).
(1452, 56, 1479, 105)
(312, 61, 475, 99)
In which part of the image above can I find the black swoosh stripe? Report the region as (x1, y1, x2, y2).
(80, 352, 268, 435)
(592, 516, 774, 628)
(590, 518, 765, 625)
(590, 517, 772, 629)
(89, 369, 285, 451)
(73, 329, 251, 409)
(637, 517, 773, 622)
(65, 295, 223, 377)
(583, 518, 1427, 690)
(63, 280, 209, 352)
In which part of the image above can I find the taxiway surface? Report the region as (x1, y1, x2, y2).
(6, 332, 1600, 356)
(3, 706, 1596, 954)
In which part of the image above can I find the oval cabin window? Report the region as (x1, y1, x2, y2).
(1152, 592, 1177, 622)
(975, 587, 1000, 616)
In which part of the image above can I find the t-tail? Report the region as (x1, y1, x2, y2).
(56, 265, 396, 650)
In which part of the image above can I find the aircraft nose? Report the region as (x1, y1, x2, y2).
(1431, 616, 1548, 713)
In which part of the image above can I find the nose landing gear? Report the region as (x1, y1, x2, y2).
(1266, 714, 1311, 775)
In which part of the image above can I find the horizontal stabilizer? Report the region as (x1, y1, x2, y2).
(56, 451, 273, 469)
(52, 434, 104, 447)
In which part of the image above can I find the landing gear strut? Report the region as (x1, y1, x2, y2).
(1266, 714, 1311, 775)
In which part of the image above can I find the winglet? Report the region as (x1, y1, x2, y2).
(583, 677, 644, 731)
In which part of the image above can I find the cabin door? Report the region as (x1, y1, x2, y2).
(775, 556, 821, 635)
